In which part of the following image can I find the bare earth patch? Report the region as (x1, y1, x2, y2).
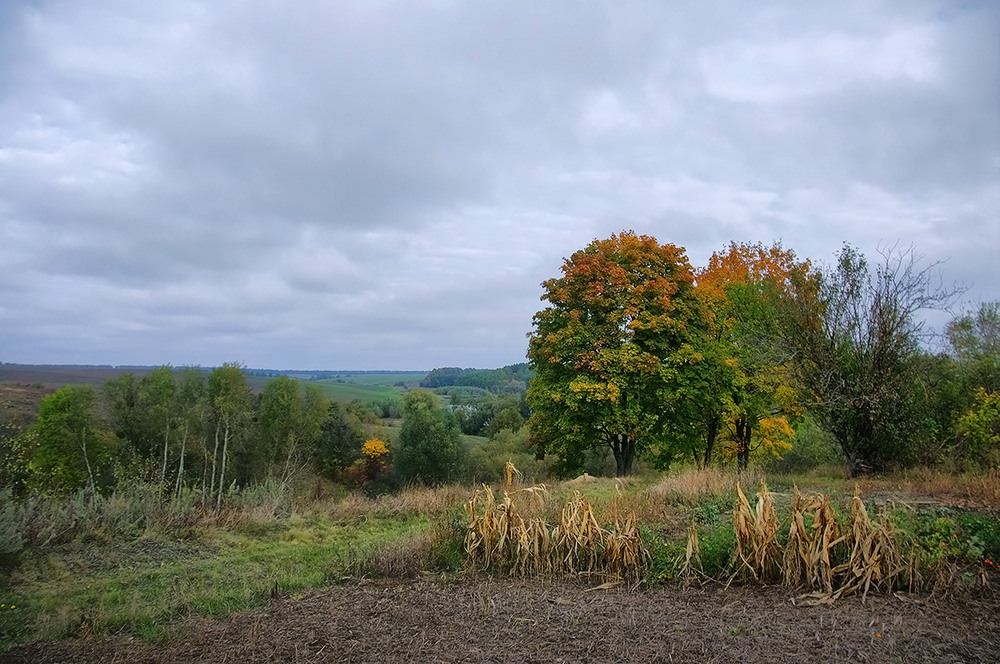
(5, 579, 997, 663)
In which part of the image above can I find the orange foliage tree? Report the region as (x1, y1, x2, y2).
(693, 241, 816, 470)
(527, 231, 698, 476)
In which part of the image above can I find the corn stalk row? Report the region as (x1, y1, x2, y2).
(464, 486, 649, 585)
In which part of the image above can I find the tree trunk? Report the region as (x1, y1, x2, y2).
(703, 417, 721, 469)
(208, 421, 221, 496)
(735, 417, 752, 472)
(844, 447, 873, 477)
(159, 421, 171, 487)
(174, 424, 187, 500)
(79, 425, 97, 495)
(217, 422, 230, 509)
(609, 433, 635, 477)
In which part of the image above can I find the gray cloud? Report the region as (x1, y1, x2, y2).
(1, 0, 997, 369)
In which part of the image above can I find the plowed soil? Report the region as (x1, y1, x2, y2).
(5, 579, 997, 663)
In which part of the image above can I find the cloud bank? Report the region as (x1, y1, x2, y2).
(2, 1, 997, 369)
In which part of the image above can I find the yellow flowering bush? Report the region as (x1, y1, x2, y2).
(362, 438, 389, 460)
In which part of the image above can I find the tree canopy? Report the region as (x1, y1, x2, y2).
(526, 231, 698, 476)
(691, 241, 815, 470)
(395, 389, 466, 485)
(778, 244, 963, 474)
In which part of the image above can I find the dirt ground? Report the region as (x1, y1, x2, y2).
(5, 578, 998, 664)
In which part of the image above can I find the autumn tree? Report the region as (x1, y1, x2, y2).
(526, 231, 698, 476)
(693, 242, 814, 470)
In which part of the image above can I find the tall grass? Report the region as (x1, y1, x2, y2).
(648, 466, 765, 505)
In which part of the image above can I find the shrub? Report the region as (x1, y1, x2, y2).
(395, 390, 466, 486)
(465, 428, 553, 485)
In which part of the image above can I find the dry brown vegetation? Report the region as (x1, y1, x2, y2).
(464, 485, 649, 585)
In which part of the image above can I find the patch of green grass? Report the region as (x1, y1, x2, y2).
(0, 512, 429, 648)
(313, 380, 403, 402)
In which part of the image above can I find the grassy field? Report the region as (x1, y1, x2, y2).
(0, 485, 464, 647)
(311, 381, 403, 402)
(310, 372, 426, 403)
(327, 372, 426, 388)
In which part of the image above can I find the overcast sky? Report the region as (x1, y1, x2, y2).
(1, 1, 998, 370)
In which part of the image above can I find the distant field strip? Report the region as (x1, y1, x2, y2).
(313, 381, 403, 402)
(332, 372, 426, 387)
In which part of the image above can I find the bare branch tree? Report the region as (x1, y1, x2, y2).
(782, 243, 965, 475)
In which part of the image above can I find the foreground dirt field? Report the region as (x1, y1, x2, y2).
(6, 578, 997, 663)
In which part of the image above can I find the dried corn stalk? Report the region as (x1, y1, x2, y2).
(678, 523, 702, 586)
(503, 460, 522, 489)
(465, 486, 648, 585)
(732, 482, 781, 583)
(603, 513, 649, 586)
(830, 486, 908, 600)
(554, 491, 605, 574)
(781, 488, 844, 593)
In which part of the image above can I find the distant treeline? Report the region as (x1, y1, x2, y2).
(420, 364, 535, 394)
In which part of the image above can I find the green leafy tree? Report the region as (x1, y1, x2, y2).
(396, 389, 466, 485)
(142, 366, 178, 487)
(31, 385, 114, 493)
(103, 373, 148, 459)
(957, 388, 1000, 465)
(313, 400, 365, 480)
(257, 377, 327, 483)
(206, 363, 254, 505)
(947, 301, 1000, 392)
(173, 367, 209, 497)
(486, 406, 524, 439)
(0, 388, 43, 495)
(526, 231, 698, 476)
(102, 367, 179, 485)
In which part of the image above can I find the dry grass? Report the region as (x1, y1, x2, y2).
(351, 530, 440, 578)
(648, 466, 765, 505)
(965, 469, 1000, 505)
(852, 467, 1000, 507)
(330, 484, 469, 519)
